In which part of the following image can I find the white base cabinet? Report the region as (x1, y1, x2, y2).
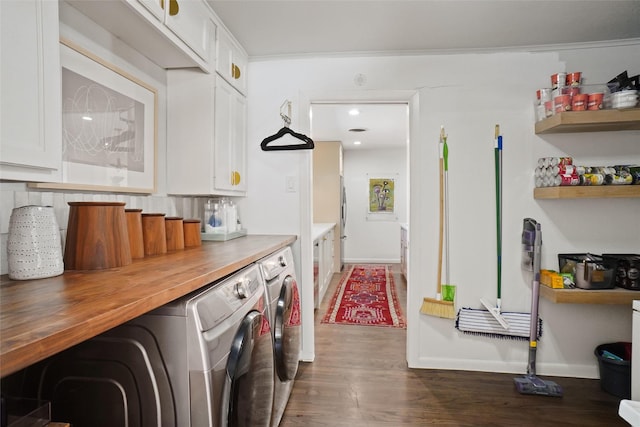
(313, 224, 335, 308)
(1, 0, 62, 182)
(400, 224, 408, 280)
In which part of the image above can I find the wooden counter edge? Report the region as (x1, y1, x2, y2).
(1, 235, 296, 378)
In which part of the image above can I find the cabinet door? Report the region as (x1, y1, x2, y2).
(216, 28, 247, 94)
(322, 230, 334, 287)
(133, 0, 164, 20)
(0, 0, 61, 181)
(400, 227, 408, 279)
(214, 76, 247, 193)
(163, 0, 214, 64)
(166, 69, 215, 195)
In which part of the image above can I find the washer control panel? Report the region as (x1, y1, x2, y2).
(192, 264, 263, 331)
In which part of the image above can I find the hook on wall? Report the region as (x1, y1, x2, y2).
(261, 99, 314, 151)
(280, 100, 292, 127)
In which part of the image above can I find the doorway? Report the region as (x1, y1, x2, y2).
(309, 101, 409, 308)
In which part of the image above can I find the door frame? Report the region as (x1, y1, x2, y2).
(298, 89, 417, 362)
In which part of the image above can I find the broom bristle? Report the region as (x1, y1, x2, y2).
(420, 297, 455, 319)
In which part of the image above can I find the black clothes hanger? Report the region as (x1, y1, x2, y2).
(261, 100, 314, 151)
(260, 126, 314, 151)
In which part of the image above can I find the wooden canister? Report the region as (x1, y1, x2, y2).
(64, 202, 132, 270)
(183, 219, 202, 247)
(165, 217, 185, 251)
(141, 213, 167, 256)
(125, 209, 145, 259)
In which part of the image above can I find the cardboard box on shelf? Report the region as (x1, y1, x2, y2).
(541, 269, 569, 289)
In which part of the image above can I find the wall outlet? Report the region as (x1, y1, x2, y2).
(286, 176, 297, 193)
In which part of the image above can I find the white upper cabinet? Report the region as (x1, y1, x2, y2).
(66, 0, 215, 72)
(214, 75, 247, 193)
(162, 0, 214, 65)
(216, 27, 248, 95)
(0, 0, 62, 182)
(166, 71, 247, 196)
(135, 0, 164, 19)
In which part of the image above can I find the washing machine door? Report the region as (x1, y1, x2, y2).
(274, 275, 301, 382)
(223, 310, 274, 427)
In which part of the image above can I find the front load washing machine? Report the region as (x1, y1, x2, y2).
(258, 247, 301, 427)
(134, 263, 275, 427)
(31, 263, 275, 427)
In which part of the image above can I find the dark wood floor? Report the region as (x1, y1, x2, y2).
(280, 264, 626, 426)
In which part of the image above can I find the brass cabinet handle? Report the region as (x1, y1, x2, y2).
(161, 0, 179, 15)
(169, 0, 179, 16)
(231, 171, 241, 186)
(232, 63, 241, 79)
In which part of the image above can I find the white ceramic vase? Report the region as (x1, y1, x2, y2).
(7, 205, 64, 280)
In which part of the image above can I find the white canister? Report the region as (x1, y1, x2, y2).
(7, 205, 64, 280)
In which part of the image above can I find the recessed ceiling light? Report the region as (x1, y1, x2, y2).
(82, 116, 93, 121)
(348, 108, 360, 116)
(353, 141, 362, 145)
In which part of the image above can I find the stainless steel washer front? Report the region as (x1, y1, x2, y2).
(259, 247, 301, 427)
(137, 263, 275, 427)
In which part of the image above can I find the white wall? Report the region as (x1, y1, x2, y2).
(243, 44, 640, 377)
(343, 147, 408, 264)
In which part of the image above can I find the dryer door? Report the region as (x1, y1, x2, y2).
(223, 310, 274, 427)
(274, 275, 301, 381)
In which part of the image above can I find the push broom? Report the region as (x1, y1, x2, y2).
(421, 126, 455, 319)
(456, 125, 539, 339)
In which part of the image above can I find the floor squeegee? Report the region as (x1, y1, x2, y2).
(513, 218, 563, 397)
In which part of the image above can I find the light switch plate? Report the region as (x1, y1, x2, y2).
(286, 176, 297, 193)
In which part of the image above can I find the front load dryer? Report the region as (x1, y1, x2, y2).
(258, 247, 301, 426)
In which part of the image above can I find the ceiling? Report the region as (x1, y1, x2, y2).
(208, 1, 640, 58)
(310, 103, 408, 151)
(207, 1, 640, 151)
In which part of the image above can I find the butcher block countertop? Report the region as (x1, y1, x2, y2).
(0, 234, 296, 378)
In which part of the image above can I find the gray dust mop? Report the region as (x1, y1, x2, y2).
(456, 126, 540, 340)
(514, 219, 563, 397)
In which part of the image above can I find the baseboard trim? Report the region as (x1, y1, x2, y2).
(408, 355, 599, 379)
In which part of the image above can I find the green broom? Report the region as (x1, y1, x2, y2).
(421, 126, 455, 319)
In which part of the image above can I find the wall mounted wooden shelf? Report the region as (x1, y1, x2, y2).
(534, 108, 640, 134)
(540, 285, 639, 305)
(534, 185, 640, 199)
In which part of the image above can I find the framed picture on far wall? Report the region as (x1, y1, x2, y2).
(368, 177, 395, 213)
(30, 38, 157, 194)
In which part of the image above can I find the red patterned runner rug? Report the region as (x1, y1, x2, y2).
(322, 264, 406, 328)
